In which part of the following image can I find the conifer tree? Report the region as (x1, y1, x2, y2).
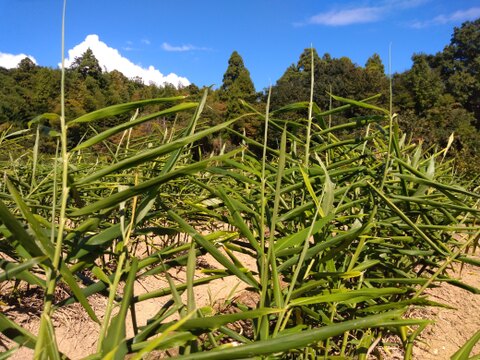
(363, 53, 388, 100)
(219, 51, 256, 128)
(220, 51, 255, 102)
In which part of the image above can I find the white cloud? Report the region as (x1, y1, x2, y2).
(447, 7, 480, 22)
(410, 7, 480, 28)
(63, 34, 190, 87)
(308, 7, 383, 26)
(162, 42, 210, 52)
(0, 52, 37, 69)
(386, 0, 430, 10)
(141, 39, 151, 45)
(302, 0, 429, 26)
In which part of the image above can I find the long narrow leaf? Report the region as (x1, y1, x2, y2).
(170, 310, 426, 360)
(73, 117, 243, 186)
(0, 256, 47, 282)
(165, 208, 260, 289)
(69, 96, 186, 124)
(102, 258, 139, 359)
(71, 151, 240, 216)
(451, 329, 480, 360)
(74, 102, 198, 150)
(0, 313, 37, 349)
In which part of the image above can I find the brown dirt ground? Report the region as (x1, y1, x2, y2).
(0, 251, 256, 359)
(411, 260, 480, 359)
(1, 249, 479, 359)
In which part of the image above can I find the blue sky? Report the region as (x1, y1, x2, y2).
(0, 0, 479, 90)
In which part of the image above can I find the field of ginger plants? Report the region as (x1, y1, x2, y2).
(1, 75, 479, 359)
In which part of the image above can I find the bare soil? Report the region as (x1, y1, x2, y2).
(1, 250, 479, 359)
(412, 261, 480, 359)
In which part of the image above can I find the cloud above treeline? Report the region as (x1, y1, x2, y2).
(306, 7, 383, 26)
(299, 0, 480, 27)
(0, 52, 37, 68)
(301, 0, 428, 26)
(63, 34, 190, 87)
(410, 7, 480, 28)
(161, 42, 210, 52)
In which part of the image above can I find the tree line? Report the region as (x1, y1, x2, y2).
(0, 19, 479, 176)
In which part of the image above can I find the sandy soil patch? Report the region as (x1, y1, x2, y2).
(1, 247, 479, 359)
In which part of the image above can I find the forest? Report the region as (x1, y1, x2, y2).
(1, 19, 479, 177)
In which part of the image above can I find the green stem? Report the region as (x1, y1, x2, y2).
(46, 0, 70, 307)
(35, 2, 68, 357)
(305, 46, 314, 167)
(258, 87, 272, 340)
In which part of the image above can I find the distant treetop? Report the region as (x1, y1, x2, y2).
(220, 51, 255, 98)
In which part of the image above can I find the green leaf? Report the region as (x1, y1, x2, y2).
(71, 151, 240, 216)
(299, 166, 320, 209)
(368, 181, 450, 255)
(28, 113, 61, 128)
(0, 256, 47, 282)
(329, 94, 389, 115)
(135, 274, 226, 303)
(277, 222, 370, 270)
(0, 313, 37, 349)
(165, 208, 260, 290)
(102, 258, 138, 359)
(3, 128, 31, 139)
(73, 117, 241, 186)
(6, 179, 55, 258)
(451, 329, 480, 360)
(69, 96, 186, 124)
(288, 287, 406, 307)
(1, 184, 99, 323)
(58, 262, 100, 323)
(215, 187, 261, 253)
(130, 332, 196, 353)
(173, 308, 282, 332)
(130, 311, 197, 360)
(0, 346, 18, 360)
(73, 102, 197, 150)
(92, 266, 112, 285)
(274, 213, 333, 252)
(186, 242, 197, 314)
(35, 313, 62, 360)
(0, 196, 45, 259)
(170, 310, 426, 359)
(134, 89, 209, 225)
(315, 154, 335, 217)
